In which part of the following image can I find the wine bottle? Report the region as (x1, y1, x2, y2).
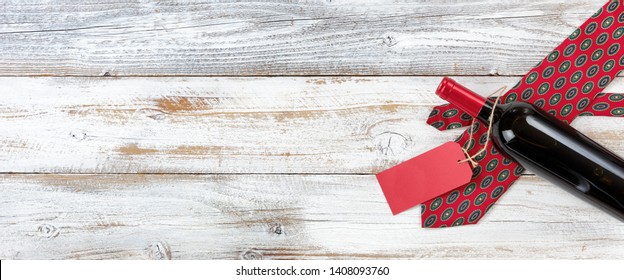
(436, 77, 624, 221)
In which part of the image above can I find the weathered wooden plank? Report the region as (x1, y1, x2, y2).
(2, 76, 623, 173)
(0, 0, 611, 76)
(0, 174, 622, 259)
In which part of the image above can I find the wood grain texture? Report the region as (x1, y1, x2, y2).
(0, 0, 614, 76)
(2, 0, 624, 260)
(1, 174, 622, 260)
(1, 76, 623, 173)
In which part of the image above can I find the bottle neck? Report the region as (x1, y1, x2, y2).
(476, 99, 497, 124)
(435, 77, 497, 123)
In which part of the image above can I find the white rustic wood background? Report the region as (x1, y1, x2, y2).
(1, 0, 623, 260)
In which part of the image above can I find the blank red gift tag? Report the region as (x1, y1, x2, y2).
(376, 141, 473, 215)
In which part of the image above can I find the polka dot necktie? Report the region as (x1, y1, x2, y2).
(423, 0, 624, 228)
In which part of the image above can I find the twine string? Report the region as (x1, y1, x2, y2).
(459, 86, 507, 168)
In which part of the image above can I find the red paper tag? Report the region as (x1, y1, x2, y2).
(376, 142, 473, 215)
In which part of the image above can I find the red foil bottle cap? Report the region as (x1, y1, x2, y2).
(435, 77, 487, 118)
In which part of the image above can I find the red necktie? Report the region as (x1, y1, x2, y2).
(422, 0, 624, 227)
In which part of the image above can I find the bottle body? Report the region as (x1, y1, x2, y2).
(488, 101, 624, 220)
(437, 77, 624, 221)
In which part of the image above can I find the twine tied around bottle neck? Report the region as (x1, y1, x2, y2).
(459, 86, 507, 168)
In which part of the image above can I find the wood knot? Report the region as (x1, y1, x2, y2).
(375, 131, 411, 156)
(148, 113, 166, 120)
(103, 71, 112, 77)
(69, 130, 87, 141)
(134, 108, 167, 121)
(147, 241, 172, 260)
(269, 223, 283, 235)
(241, 250, 262, 260)
(488, 68, 501, 76)
(382, 34, 398, 47)
(37, 224, 60, 238)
